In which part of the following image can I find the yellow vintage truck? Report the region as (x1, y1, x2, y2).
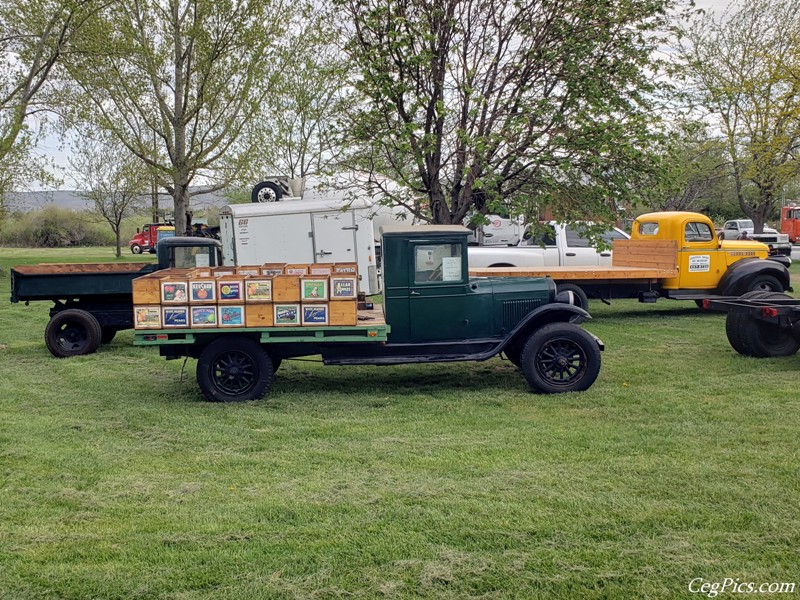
(470, 211, 792, 306)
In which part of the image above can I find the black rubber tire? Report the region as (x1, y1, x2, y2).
(743, 274, 783, 294)
(519, 322, 601, 393)
(724, 291, 772, 355)
(251, 181, 283, 203)
(738, 292, 800, 357)
(556, 283, 589, 310)
(100, 327, 117, 345)
(131, 244, 142, 254)
(196, 336, 274, 402)
(44, 309, 102, 357)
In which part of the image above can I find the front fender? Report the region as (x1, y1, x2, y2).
(499, 304, 591, 353)
(716, 258, 791, 295)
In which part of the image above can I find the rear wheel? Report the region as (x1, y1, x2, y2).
(519, 322, 601, 393)
(736, 292, 800, 357)
(44, 309, 102, 357)
(556, 283, 589, 310)
(197, 336, 274, 402)
(724, 291, 772, 355)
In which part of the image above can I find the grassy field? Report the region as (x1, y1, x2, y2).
(1, 247, 799, 599)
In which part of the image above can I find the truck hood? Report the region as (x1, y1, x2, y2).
(719, 240, 770, 252)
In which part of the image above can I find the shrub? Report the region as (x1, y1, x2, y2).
(0, 207, 115, 247)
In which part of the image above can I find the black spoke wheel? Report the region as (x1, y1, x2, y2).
(197, 337, 273, 402)
(44, 309, 102, 357)
(520, 323, 601, 393)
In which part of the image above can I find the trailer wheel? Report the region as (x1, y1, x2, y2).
(251, 181, 283, 203)
(724, 291, 772, 355)
(743, 274, 783, 293)
(520, 322, 601, 393)
(197, 337, 273, 402)
(131, 244, 142, 254)
(556, 283, 589, 310)
(737, 293, 800, 357)
(44, 309, 102, 357)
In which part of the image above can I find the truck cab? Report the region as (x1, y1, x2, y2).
(631, 212, 788, 293)
(781, 205, 800, 243)
(129, 223, 175, 254)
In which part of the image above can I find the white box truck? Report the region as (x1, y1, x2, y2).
(219, 198, 381, 295)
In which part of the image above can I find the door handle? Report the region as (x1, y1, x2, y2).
(600, 252, 611, 257)
(410, 291, 421, 296)
(316, 250, 333, 257)
(566, 252, 576, 257)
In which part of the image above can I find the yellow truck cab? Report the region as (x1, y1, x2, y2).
(631, 212, 788, 293)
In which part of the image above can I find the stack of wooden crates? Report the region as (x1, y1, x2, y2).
(132, 263, 359, 330)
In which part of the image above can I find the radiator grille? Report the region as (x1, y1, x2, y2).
(503, 299, 543, 331)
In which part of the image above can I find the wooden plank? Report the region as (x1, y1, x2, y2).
(14, 262, 152, 275)
(612, 239, 678, 269)
(469, 265, 676, 281)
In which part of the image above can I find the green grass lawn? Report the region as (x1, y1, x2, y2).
(1, 248, 798, 599)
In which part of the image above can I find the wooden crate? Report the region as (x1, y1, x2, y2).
(272, 275, 301, 301)
(301, 276, 329, 301)
(273, 303, 301, 326)
(160, 278, 189, 304)
(236, 265, 261, 276)
(133, 306, 162, 329)
(329, 276, 357, 300)
(285, 264, 309, 275)
(244, 277, 273, 303)
(333, 262, 358, 275)
(612, 239, 678, 270)
(212, 266, 237, 277)
(132, 275, 161, 304)
(302, 303, 329, 326)
(308, 263, 333, 276)
(329, 301, 357, 326)
(189, 278, 216, 304)
(245, 303, 274, 327)
(216, 276, 245, 303)
(219, 305, 245, 327)
(261, 263, 286, 276)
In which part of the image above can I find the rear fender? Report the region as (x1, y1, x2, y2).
(716, 258, 791, 295)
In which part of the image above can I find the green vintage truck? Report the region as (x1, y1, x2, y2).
(136, 225, 603, 401)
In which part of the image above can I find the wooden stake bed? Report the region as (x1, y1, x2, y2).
(469, 239, 678, 282)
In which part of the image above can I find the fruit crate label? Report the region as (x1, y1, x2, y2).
(301, 279, 328, 301)
(190, 281, 216, 302)
(163, 306, 189, 328)
(191, 306, 218, 327)
(274, 304, 300, 325)
(245, 280, 272, 301)
(218, 281, 243, 301)
(161, 281, 188, 303)
(330, 277, 357, 299)
(219, 306, 245, 327)
(302, 304, 329, 325)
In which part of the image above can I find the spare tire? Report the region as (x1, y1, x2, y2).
(251, 181, 283, 203)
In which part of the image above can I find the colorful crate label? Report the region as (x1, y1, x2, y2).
(309, 266, 333, 275)
(134, 306, 161, 328)
(245, 280, 272, 301)
(334, 264, 357, 274)
(191, 306, 218, 327)
(190, 281, 216, 302)
(331, 277, 357, 299)
(219, 305, 245, 327)
(302, 304, 329, 325)
(301, 279, 328, 301)
(162, 306, 189, 328)
(237, 267, 260, 276)
(274, 304, 300, 325)
(218, 281, 243, 301)
(161, 281, 188, 303)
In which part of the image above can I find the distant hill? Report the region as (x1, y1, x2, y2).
(5, 188, 234, 214)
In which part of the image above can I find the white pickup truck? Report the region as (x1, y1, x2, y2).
(719, 219, 792, 256)
(468, 221, 630, 268)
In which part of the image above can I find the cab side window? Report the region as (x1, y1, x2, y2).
(414, 244, 463, 283)
(523, 225, 556, 246)
(564, 226, 590, 248)
(685, 222, 713, 242)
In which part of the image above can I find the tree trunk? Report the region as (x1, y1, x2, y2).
(173, 182, 191, 236)
(115, 227, 121, 258)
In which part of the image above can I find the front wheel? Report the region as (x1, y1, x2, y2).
(196, 336, 274, 402)
(519, 322, 601, 393)
(743, 274, 783, 294)
(44, 309, 102, 357)
(131, 244, 142, 254)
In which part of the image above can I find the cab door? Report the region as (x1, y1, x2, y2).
(677, 220, 724, 289)
(407, 240, 472, 342)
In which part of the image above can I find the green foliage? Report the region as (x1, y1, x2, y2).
(336, 0, 692, 225)
(0, 246, 798, 597)
(678, 0, 800, 232)
(0, 206, 114, 247)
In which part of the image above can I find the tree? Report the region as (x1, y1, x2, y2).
(333, 0, 690, 225)
(0, 0, 99, 202)
(237, 8, 350, 187)
(63, 0, 286, 235)
(679, 0, 800, 232)
(69, 132, 147, 256)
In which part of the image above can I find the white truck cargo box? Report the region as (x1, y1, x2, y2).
(219, 199, 380, 295)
